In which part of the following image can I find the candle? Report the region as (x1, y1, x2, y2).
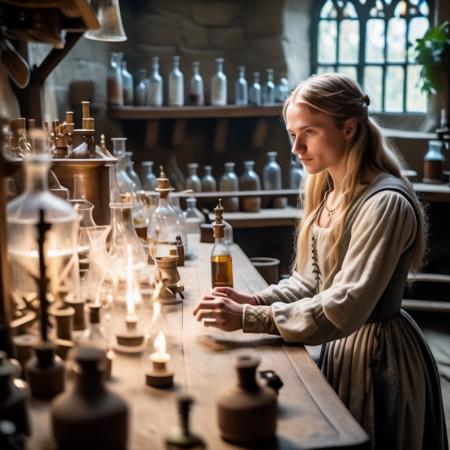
(145, 330, 174, 387)
(151, 331, 170, 364)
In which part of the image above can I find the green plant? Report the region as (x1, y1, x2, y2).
(414, 21, 450, 94)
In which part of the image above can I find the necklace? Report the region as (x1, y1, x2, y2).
(324, 192, 341, 217)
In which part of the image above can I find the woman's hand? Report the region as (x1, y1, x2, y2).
(211, 287, 258, 305)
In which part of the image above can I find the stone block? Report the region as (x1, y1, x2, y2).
(192, 0, 242, 26)
(209, 26, 245, 49)
(148, 0, 191, 18)
(136, 14, 180, 46)
(244, 0, 285, 37)
(180, 18, 209, 49)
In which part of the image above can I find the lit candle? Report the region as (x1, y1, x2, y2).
(151, 331, 170, 364)
(145, 330, 174, 387)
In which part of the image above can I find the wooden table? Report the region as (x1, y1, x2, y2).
(28, 241, 368, 450)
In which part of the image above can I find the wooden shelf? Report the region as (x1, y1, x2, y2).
(175, 188, 298, 199)
(412, 182, 450, 203)
(109, 104, 283, 120)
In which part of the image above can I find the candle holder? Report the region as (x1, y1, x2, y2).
(145, 332, 174, 388)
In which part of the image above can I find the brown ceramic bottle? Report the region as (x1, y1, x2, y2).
(217, 355, 277, 444)
(51, 346, 128, 450)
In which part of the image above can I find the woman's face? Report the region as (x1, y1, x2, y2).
(285, 100, 350, 174)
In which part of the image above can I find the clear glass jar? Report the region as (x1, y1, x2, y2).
(239, 161, 261, 212)
(169, 56, 184, 106)
(262, 68, 275, 105)
(183, 197, 204, 244)
(134, 69, 148, 106)
(234, 66, 248, 106)
(148, 56, 163, 107)
(263, 151, 282, 190)
(185, 163, 202, 192)
(249, 72, 261, 106)
(211, 58, 227, 106)
(201, 165, 216, 192)
(107, 52, 124, 106)
(124, 152, 142, 191)
(189, 61, 204, 106)
(141, 161, 157, 191)
(275, 76, 289, 103)
(111, 138, 135, 198)
(121, 60, 134, 106)
(219, 162, 239, 212)
(289, 159, 304, 189)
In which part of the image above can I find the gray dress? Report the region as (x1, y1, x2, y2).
(242, 173, 448, 450)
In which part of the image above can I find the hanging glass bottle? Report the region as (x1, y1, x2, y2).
(263, 151, 282, 190)
(107, 52, 124, 106)
(134, 69, 148, 106)
(121, 60, 134, 106)
(262, 69, 275, 105)
(125, 152, 142, 191)
(249, 72, 262, 106)
(289, 159, 304, 189)
(189, 61, 204, 106)
(211, 58, 227, 106)
(185, 163, 202, 192)
(276, 76, 289, 103)
(142, 161, 158, 191)
(201, 165, 216, 192)
(219, 162, 239, 212)
(111, 138, 135, 198)
(239, 161, 261, 212)
(234, 66, 248, 106)
(183, 197, 204, 244)
(148, 56, 163, 107)
(169, 56, 184, 106)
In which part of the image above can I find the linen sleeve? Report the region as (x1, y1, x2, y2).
(243, 191, 417, 344)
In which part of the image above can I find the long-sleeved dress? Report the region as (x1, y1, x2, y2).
(242, 173, 448, 450)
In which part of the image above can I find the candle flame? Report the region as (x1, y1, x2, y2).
(154, 331, 166, 354)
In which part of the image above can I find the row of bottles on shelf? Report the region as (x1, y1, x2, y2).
(107, 52, 290, 107)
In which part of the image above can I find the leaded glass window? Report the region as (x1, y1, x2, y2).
(312, 0, 434, 113)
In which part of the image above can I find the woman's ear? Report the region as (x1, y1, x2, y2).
(343, 118, 357, 141)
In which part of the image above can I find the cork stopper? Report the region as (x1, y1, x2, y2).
(214, 198, 224, 224)
(82, 101, 90, 119)
(155, 166, 174, 193)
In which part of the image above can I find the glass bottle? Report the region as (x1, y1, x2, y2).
(185, 163, 202, 192)
(142, 161, 158, 191)
(80, 304, 108, 352)
(8, 118, 30, 157)
(134, 69, 148, 106)
(133, 191, 150, 245)
(249, 72, 262, 106)
(289, 159, 304, 189)
(189, 62, 204, 106)
(234, 66, 248, 106)
(107, 52, 124, 106)
(169, 56, 184, 106)
(423, 140, 445, 183)
(125, 152, 143, 191)
(148, 56, 163, 106)
(263, 151, 282, 190)
(201, 165, 216, 192)
(219, 162, 239, 212)
(169, 195, 188, 257)
(111, 138, 135, 198)
(167, 153, 185, 192)
(121, 60, 134, 106)
(262, 69, 275, 105)
(211, 58, 227, 106)
(276, 76, 289, 103)
(239, 161, 261, 212)
(183, 197, 204, 243)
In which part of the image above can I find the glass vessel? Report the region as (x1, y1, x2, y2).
(134, 69, 148, 106)
(189, 62, 204, 106)
(185, 163, 202, 192)
(276, 76, 289, 103)
(121, 60, 134, 106)
(169, 56, 184, 106)
(169, 195, 188, 257)
(8, 117, 30, 157)
(262, 68, 275, 105)
(201, 165, 216, 192)
(148, 56, 163, 106)
(262, 151, 282, 190)
(107, 52, 123, 106)
(219, 162, 239, 212)
(239, 161, 261, 212)
(234, 66, 248, 106)
(183, 197, 204, 244)
(289, 159, 304, 189)
(7, 131, 80, 312)
(80, 304, 108, 351)
(211, 58, 227, 106)
(141, 161, 158, 191)
(125, 152, 142, 191)
(423, 140, 445, 183)
(111, 138, 135, 198)
(167, 153, 185, 192)
(133, 191, 151, 245)
(249, 72, 261, 106)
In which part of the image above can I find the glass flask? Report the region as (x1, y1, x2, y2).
(276, 76, 289, 103)
(125, 152, 143, 191)
(423, 140, 445, 183)
(201, 165, 216, 192)
(249, 72, 262, 106)
(148, 56, 163, 106)
(7, 130, 80, 313)
(234, 66, 248, 106)
(183, 197, 204, 244)
(169, 195, 188, 256)
(263, 151, 282, 190)
(111, 138, 135, 199)
(121, 60, 134, 106)
(169, 56, 184, 106)
(239, 161, 261, 212)
(262, 68, 275, 105)
(185, 163, 202, 192)
(107, 52, 124, 106)
(289, 159, 304, 189)
(79, 304, 108, 351)
(134, 69, 148, 106)
(141, 161, 158, 191)
(133, 191, 150, 245)
(189, 61, 204, 106)
(211, 58, 227, 106)
(219, 162, 239, 212)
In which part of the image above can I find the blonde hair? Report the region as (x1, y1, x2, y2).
(284, 73, 426, 286)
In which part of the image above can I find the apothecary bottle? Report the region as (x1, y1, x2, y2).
(185, 163, 202, 192)
(423, 140, 445, 184)
(263, 151, 282, 190)
(234, 66, 248, 106)
(183, 197, 205, 242)
(211, 58, 227, 106)
(249, 72, 261, 106)
(239, 161, 261, 212)
(201, 165, 216, 192)
(125, 152, 142, 191)
(211, 223, 233, 289)
(276, 76, 289, 103)
(169, 56, 184, 106)
(134, 69, 148, 106)
(142, 161, 157, 191)
(289, 159, 304, 189)
(148, 56, 163, 106)
(189, 62, 204, 106)
(121, 60, 134, 106)
(107, 52, 124, 106)
(262, 69, 275, 105)
(219, 162, 239, 212)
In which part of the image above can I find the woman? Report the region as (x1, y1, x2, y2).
(193, 73, 448, 449)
